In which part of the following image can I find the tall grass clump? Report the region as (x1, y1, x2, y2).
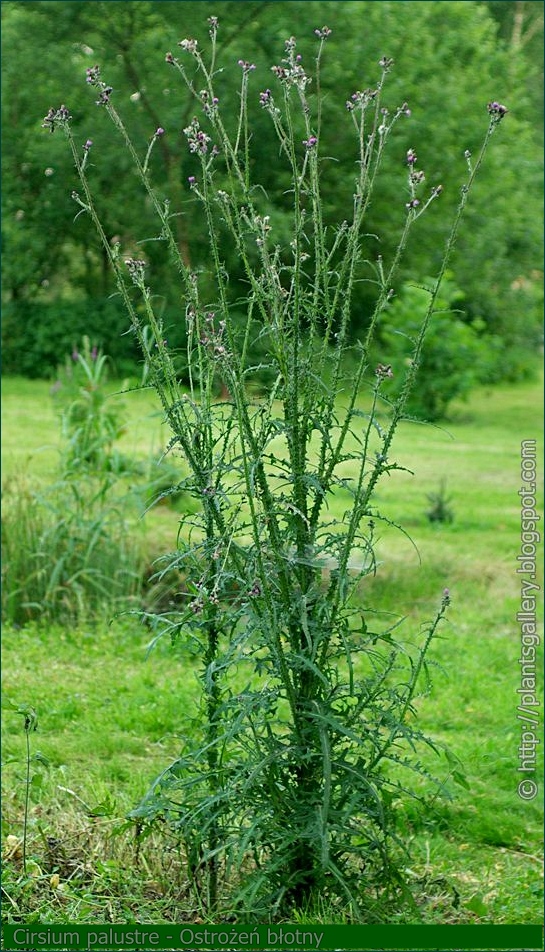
(51, 334, 128, 475)
(45, 21, 507, 920)
(1, 341, 143, 626)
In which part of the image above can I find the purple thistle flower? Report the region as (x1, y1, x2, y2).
(406, 148, 417, 166)
(303, 135, 318, 150)
(487, 101, 508, 119)
(96, 86, 113, 106)
(85, 65, 101, 86)
(346, 88, 377, 111)
(42, 104, 72, 133)
(83, 139, 93, 151)
(155, 127, 165, 137)
(183, 117, 211, 155)
(42, 107, 57, 131)
(199, 90, 219, 116)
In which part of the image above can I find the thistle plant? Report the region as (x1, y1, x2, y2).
(45, 21, 506, 920)
(426, 479, 455, 525)
(51, 335, 126, 475)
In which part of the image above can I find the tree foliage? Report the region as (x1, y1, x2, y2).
(2, 0, 542, 384)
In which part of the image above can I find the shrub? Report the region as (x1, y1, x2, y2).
(1, 297, 142, 380)
(376, 273, 489, 421)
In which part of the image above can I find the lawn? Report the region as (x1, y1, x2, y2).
(1, 372, 543, 929)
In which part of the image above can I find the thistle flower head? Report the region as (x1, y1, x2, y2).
(42, 105, 72, 133)
(85, 65, 101, 86)
(179, 38, 198, 54)
(183, 117, 212, 155)
(125, 257, 147, 285)
(487, 101, 508, 121)
(375, 363, 394, 380)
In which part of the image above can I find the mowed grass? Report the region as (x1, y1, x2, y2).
(1, 372, 543, 927)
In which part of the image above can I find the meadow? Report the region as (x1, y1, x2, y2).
(1, 372, 543, 927)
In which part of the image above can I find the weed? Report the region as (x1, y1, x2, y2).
(46, 21, 507, 920)
(51, 335, 127, 475)
(426, 479, 455, 525)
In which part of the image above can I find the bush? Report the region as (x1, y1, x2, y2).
(1, 297, 142, 379)
(377, 273, 490, 421)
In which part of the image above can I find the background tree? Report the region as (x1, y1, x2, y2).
(2, 0, 542, 388)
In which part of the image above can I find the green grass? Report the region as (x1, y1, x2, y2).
(1, 376, 166, 484)
(1, 373, 543, 928)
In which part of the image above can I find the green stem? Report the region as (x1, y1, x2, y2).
(23, 728, 30, 877)
(368, 599, 449, 772)
(204, 605, 220, 910)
